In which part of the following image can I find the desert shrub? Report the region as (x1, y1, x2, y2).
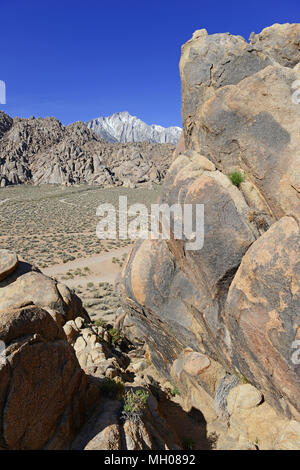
(122, 389, 149, 423)
(227, 171, 244, 187)
(94, 319, 107, 328)
(108, 327, 120, 344)
(170, 385, 180, 397)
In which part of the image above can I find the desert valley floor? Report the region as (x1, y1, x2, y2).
(0, 184, 161, 325)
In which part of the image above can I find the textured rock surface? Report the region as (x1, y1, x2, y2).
(0, 305, 98, 450)
(0, 249, 18, 281)
(0, 115, 174, 187)
(87, 111, 181, 144)
(180, 28, 272, 150)
(226, 216, 300, 417)
(0, 248, 183, 450)
(193, 64, 300, 219)
(120, 22, 300, 441)
(0, 111, 13, 139)
(0, 250, 88, 326)
(250, 23, 300, 67)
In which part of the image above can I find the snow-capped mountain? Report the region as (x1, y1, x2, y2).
(86, 111, 181, 144)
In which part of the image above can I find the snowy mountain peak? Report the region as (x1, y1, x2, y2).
(86, 112, 181, 144)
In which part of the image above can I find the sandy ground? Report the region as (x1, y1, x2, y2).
(42, 246, 131, 287)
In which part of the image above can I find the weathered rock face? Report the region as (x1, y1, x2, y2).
(249, 23, 300, 68)
(0, 112, 13, 140)
(0, 305, 98, 450)
(0, 249, 99, 449)
(180, 29, 272, 150)
(120, 22, 300, 434)
(0, 250, 18, 281)
(0, 115, 174, 187)
(0, 249, 185, 450)
(0, 251, 88, 326)
(226, 216, 300, 417)
(193, 65, 300, 219)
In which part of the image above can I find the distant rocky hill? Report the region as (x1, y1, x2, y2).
(0, 113, 175, 187)
(86, 111, 181, 144)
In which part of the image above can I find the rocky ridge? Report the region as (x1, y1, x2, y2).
(0, 114, 174, 187)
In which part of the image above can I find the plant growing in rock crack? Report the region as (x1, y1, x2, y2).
(121, 389, 149, 423)
(108, 327, 120, 344)
(170, 385, 180, 397)
(227, 171, 244, 187)
(94, 319, 107, 328)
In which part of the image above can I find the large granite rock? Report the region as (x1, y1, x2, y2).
(0, 305, 98, 450)
(250, 23, 300, 68)
(226, 216, 300, 418)
(0, 250, 88, 326)
(120, 23, 300, 429)
(180, 29, 272, 150)
(192, 64, 300, 219)
(0, 250, 18, 281)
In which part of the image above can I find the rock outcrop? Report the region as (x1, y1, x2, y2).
(120, 23, 300, 449)
(0, 115, 174, 187)
(0, 250, 183, 450)
(0, 250, 99, 449)
(86, 111, 182, 144)
(0, 305, 97, 450)
(0, 250, 88, 326)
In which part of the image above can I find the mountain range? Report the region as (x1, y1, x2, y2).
(0, 112, 175, 187)
(86, 111, 181, 144)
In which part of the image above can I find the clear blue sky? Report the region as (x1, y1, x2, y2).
(1, 0, 299, 127)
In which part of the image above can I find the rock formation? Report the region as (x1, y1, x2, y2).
(86, 111, 182, 144)
(0, 249, 98, 449)
(120, 23, 300, 449)
(0, 249, 182, 450)
(0, 114, 174, 187)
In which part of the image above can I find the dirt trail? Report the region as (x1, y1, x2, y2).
(42, 246, 131, 287)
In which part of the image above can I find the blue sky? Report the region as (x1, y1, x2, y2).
(0, 0, 299, 127)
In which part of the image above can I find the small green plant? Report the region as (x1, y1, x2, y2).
(108, 327, 120, 344)
(170, 385, 180, 397)
(122, 389, 149, 423)
(99, 378, 124, 400)
(236, 370, 251, 385)
(182, 437, 195, 450)
(227, 171, 244, 187)
(94, 319, 106, 328)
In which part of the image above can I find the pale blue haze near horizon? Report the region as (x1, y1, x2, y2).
(0, 0, 299, 127)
